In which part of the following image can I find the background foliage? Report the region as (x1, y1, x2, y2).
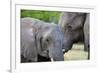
(21, 10, 61, 24)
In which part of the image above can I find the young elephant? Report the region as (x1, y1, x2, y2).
(21, 17, 64, 62)
(59, 12, 89, 59)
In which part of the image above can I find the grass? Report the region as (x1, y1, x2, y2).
(64, 44, 88, 61)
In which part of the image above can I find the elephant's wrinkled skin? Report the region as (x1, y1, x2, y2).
(21, 17, 64, 62)
(59, 12, 89, 59)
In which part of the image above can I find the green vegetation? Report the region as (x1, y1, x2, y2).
(21, 10, 61, 24)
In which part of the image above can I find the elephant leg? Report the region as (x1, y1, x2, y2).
(84, 13, 90, 59)
(84, 36, 89, 51)
(84, 38, 90, 59)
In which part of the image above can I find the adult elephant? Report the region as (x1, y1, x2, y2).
(21, 17, 64, 63)
(59, 12, 89, 59)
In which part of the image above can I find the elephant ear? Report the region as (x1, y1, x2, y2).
(70, 13, 86, 30)
(21, 33, 37, 61)
(21, 18, 38, 62)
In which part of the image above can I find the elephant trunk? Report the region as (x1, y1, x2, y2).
(62, 36, 73, 53)
(48, 42, 64, 61)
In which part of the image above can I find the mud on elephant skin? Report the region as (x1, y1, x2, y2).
(21, 17, 64, 62)
(59, 12, 90, 59)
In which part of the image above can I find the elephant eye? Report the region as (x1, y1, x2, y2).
(47, 38, 50, 42)
(41, 38, 51, 50)
(46, 38, 50, 43)
(68, 25, 72, 29)
(46, 37, 51, 44)
(66, 25, 73, 33)
(67, 24, 72, 30)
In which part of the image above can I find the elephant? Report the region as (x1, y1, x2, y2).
(21, 17, 64, 63)
(59, 12, 90, 59)
(84, 14, 90, 58)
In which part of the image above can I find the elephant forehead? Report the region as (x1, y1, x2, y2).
(52, 31, 63, 42)
(43, 28, 53, 38)
(43, 26, 61, 37)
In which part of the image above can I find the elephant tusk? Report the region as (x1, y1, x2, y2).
(62, 49, 65, 53)
(50, 58, 54, 62)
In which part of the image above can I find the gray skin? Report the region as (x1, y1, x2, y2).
(21, 17, 64, 62)
(59, 12, 89, 59)
(84, 14, 90, 58)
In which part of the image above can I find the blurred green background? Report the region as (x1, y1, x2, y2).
(21, 10, 61, 24)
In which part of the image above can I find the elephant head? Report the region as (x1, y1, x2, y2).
(59, 12, 87, 53)
(21, 17, 64, 62)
